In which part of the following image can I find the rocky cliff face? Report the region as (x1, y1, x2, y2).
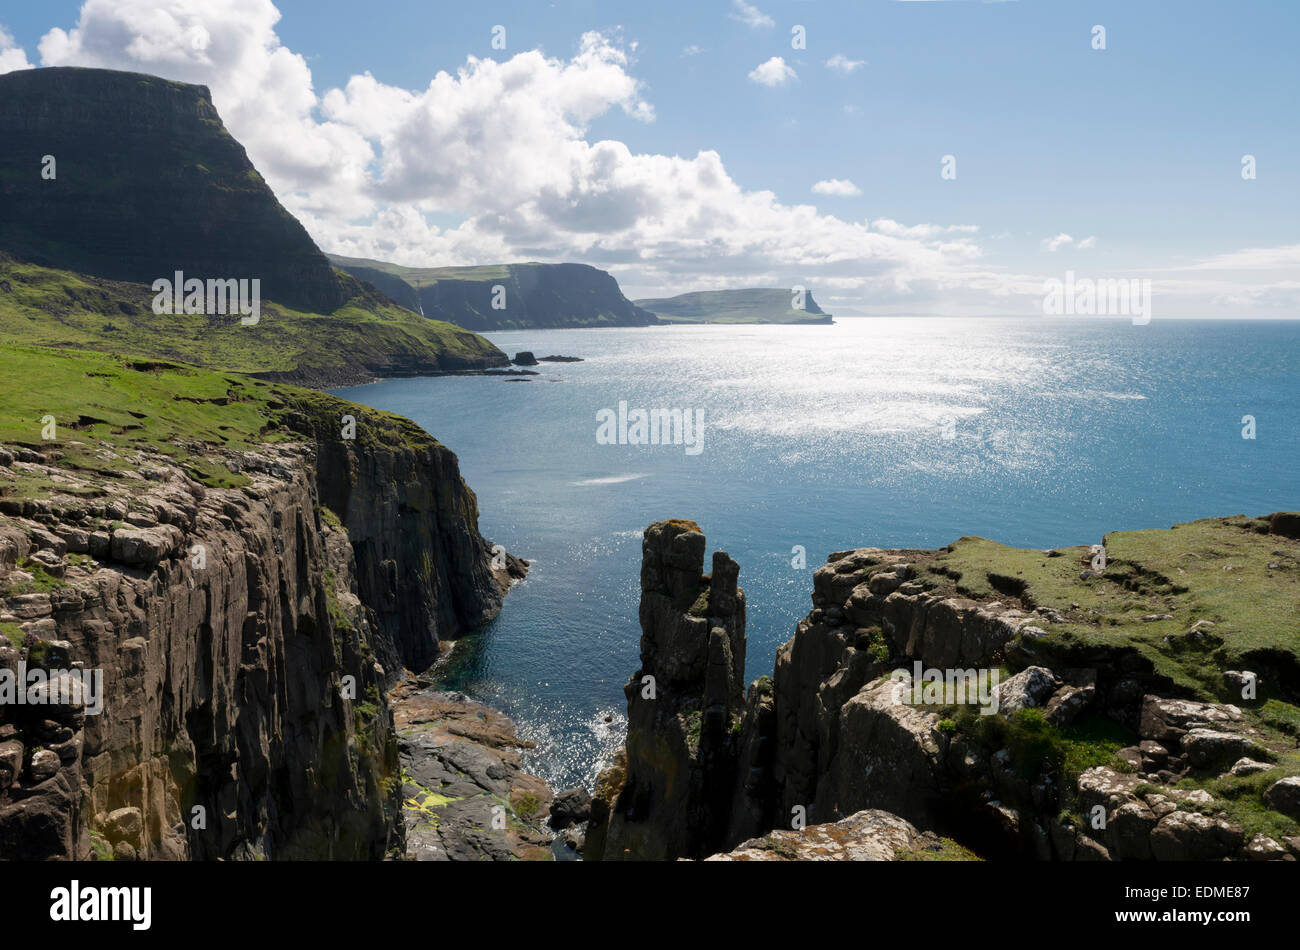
(0, 67, 342, 314)
(0, 375, 517, 860)
(590, 519, 1300, 861)
(289, 395, 524, 675)
(332, 258, 660, 331)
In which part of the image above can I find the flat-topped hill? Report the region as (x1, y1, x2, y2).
(634, 288, 832, 324)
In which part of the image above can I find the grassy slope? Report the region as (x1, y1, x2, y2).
(0, 255, 504, 384)
(0, 344, 439, 495)
(908, 515, 1300, 700)
(634, 289, 831, 324)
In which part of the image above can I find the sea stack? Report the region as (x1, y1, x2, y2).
(584, 520, 746, 860)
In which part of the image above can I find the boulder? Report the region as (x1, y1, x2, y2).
(27, 748, 60, 783)
(103, 806, 144, 846)
(1149, 811, 1244, 861)
(110, 524, 184, 567)
(549, 787, 592, 829)
(1139, 696, 1243, 743)
(994, 666, 1059, 716)
(1181, 728, 1265, 770)
(1263, 777, 1300, 821)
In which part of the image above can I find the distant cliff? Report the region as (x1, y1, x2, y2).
(634, 288, 832, 324)
(331, 256, 660, 331)
(0, 68, 507, 385)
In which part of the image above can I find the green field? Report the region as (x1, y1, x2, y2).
(0, 255, 504, 385)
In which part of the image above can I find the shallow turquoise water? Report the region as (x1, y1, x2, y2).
(333, 317, 1300, 789)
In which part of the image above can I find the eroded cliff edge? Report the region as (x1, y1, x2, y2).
(0, 347, 521, 859)
(587, 517, 1300, 861)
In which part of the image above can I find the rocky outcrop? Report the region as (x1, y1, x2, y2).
(0, 68, 342, 314)
(584, 520, 746, 860)
(705, 809, 975, 862)
(392, 679, 553, 861)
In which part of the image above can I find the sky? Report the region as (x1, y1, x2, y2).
(1, 0, 1296, 317)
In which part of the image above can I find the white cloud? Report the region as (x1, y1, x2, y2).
(748, 56, 796, 86)
(1077, 236, 1096, 249)
(1042, 233, 1073, 252)
(681, 44, 705, 57)
(729, 1, 774, 28)
(812, 178, 862, 197)
(0, 25, 33, 73)
(825, 54, 866, 74)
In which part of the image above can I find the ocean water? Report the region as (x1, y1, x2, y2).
(333, 317, 1300, 790)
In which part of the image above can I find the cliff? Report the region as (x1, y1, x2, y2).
(331, 256, 660, 331)
(0, 68, 508, 386)
(634, 288, 832, 325)
(589, 518, 1300, 862)
(0, 346, 519, 859)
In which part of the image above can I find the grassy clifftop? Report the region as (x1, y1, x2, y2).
(0, 344, 446, 496)
(0, 256, 505, 387)
(908, 515, 1300, 705)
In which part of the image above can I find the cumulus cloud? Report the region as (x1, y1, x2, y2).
(1077, 236, 1096, 249)
(825, 54, 865, 74)
(812, 178, 862, 197)
(0, 25, 33, 73)
(729, 1, 774, 28)
(1042, 233, 1073, 252)
(748, 56, 796, 86)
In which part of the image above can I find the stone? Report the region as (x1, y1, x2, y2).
(994, 666, 1059, 715)
(103, 806, 143, 846)
(705, 809, 972, 862)
(1243, 835, 1293, 861)
(0, 740, 22, 790)
(1263, 777, 1300, 820)
(549, 787, 592, 829)
(1139, 696, 1242, 743)
(1149, 811, 1244, 861)
(27, 748, 60, 783)
(1229, 757, 1273, 777)
(1182, 728, 1265, 770)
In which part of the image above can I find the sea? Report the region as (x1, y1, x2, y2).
(332, 317, 1300, 791)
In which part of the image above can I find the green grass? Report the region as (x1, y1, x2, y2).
(1, 621, 23, 649)
(913, 517, 1300, 701)
(0, 344, 451, 513)
(0, 255, 504, 384)
(0, 557, 69, 596)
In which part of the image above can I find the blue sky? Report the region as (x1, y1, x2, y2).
(2, 1, 1297, 315)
